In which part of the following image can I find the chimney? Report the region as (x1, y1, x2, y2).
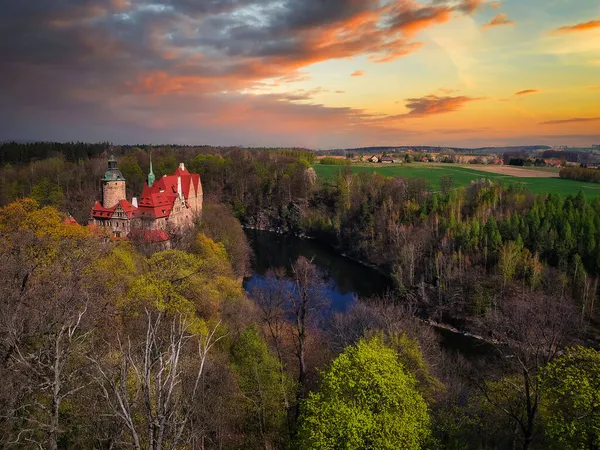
(179, 162, 185, 171)
(177, 175, 182, 198)
(132, 197, 138, 208)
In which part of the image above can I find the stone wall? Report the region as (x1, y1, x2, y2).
(167, 196, 193, 230)
(90, 217, 131, 238)
(186, 176, 203, 216)
(103, 181, 126, 208)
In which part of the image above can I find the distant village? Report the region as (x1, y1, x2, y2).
(318, 144, 600, 169)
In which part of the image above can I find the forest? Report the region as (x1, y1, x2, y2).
(560, 166, 600, 183)
(1, 142, 600, 449)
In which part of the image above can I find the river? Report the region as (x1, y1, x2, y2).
(243, 230, 393, 312)
(243, 230, 494, 357)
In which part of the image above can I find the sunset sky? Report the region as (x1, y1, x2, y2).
(1, 0, 599, 148)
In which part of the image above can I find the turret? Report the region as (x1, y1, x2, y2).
(102, 154, 126, 208)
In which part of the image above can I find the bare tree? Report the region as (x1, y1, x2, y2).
(5, 305, 91, 450)
(92, 310, 224, 450)
(289, 256, 324, 422)
(477, 288, 579, 450)
(0, 232, 102, 449)
(251, 268, 289, 366)
(252, 267, 291, 409)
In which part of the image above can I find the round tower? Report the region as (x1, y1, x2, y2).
(102, 154, 126, 208)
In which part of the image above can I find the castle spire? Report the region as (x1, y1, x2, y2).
(148, 150, 155, 187)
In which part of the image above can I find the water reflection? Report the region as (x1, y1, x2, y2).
(243, 230, 393, 313)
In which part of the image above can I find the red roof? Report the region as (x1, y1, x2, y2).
(129, 228, 170, 242)
(91, 201, 115, 219)
(118, 199, 138, 218)
(136, 169, 200, 219)
(63, 215, 79, 226)
(91, 164, 200, 221)
(91, 199, 138, 219)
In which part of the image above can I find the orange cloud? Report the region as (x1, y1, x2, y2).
(384, 0, 482, 38)
(111, 0, 130, 9)
(483, 13, 515, 29)
(589, 85, 600, 91)
(375, 95, 482, 122)
(456, 0, 484, 14)
(541, 117, 600, 125)
(351, 70, 365, 77)
(516, 89, 539, 96)
(396, 10, 452, 37)
(552, 20, 600, 33)
(403, 95, 481, 116)
(126, 71, 233, 96)
(491, 2, 501, 9)
(386, 4, 451, 38)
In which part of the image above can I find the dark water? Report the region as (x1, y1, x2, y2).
(243, 230, 393, 312)
(244, 230, 493, 357)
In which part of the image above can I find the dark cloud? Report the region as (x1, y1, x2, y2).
(0, 0, 485, 145)
(385, 0, 482, 36)
(273, 0, 380, 30)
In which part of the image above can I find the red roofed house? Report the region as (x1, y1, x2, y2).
(63, 214, 79, 226)
(89, 154, 203, 245)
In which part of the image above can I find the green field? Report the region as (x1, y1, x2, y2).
(314, 163, 600, 198)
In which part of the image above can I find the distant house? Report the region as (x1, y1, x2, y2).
(63, 214, 79, 226)
(544, 158, 562, 167)
(381, 157, 395, 164)
(367, 155, 380, 163)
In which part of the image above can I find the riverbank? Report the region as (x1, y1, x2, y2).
(242, 224, 394, 280)
(243, 228, 394, 311)
(243, 228, 505, 353)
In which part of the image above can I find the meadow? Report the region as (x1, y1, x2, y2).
(313, 163, 600, 198)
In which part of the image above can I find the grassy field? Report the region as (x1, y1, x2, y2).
(313, 163, 600, 198)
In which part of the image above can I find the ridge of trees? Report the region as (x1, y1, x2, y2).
(560, 166, 600, 183)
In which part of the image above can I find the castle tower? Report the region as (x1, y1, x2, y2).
(102, 154, 126, 208)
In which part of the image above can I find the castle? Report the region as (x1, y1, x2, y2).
(89, 154, 202, 245)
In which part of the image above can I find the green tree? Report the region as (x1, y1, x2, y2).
(119, 155, 145, 194)
(31, 177, 64, 208)
(231, 325, 294, 448)
(298, 336, 431, 449)
(335, 168, 351, 216)
(540, 346, 600, 449)
(200, 203, 252, 277)
(440, 175, 455, 196)
(499, 240, 522, 288)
